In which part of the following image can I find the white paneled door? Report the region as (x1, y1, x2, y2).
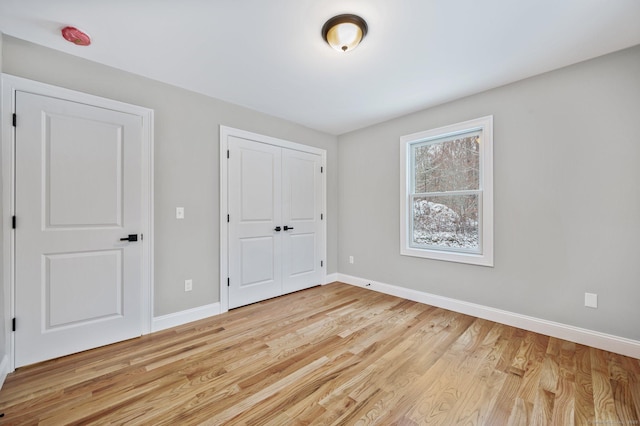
(14, 91, 144, 367)
(228, 135, 323, 309)
(281, 148, 324, 294)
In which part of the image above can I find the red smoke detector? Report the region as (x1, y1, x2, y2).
(61, 26, 91, 46)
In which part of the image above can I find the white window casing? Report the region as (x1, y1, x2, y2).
(400, 116, 493, 266)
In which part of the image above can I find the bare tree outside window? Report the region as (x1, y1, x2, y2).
(411, 133, 480, 251)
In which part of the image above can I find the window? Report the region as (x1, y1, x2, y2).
(400, 116, 493, 266)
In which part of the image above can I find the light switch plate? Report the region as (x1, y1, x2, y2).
(585, 292, 598, 308)
(176, 207, 185, 219)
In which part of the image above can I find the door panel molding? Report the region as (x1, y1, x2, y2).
(220, 126, 326, 312)
(1, 73, 154, 372)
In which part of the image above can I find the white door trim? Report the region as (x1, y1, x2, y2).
(219, 126, 326, 313)
(1, 74, 154, 373)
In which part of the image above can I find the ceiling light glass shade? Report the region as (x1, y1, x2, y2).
(322, 15, 368, 52)
(326, 23, 362, 52)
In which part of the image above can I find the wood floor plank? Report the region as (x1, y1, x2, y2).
(591, 348, 623, 424)
(507, 397, 532, 426)
(529, 388, 555, 426)
(404, 317, 486, 423)
(529, 355, 558, 425)
(627, 356, 640, 422)
(484, 373, 523, 425)
(1, 282, 638, 425)
(550, 377, 574, 426)
(575, 344, 597, 425)
(512, 332, 549, 409)
(413, 319, 498, 423)
(437, 323, 511, 425)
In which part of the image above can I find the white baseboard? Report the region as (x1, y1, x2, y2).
(325, 273, 339, 285)
(0, 354, 9, 390)
(336, 274, 640, 359)
(152, 303, 221, 332)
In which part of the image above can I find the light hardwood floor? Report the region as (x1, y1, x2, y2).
(1, 283, 639, 425)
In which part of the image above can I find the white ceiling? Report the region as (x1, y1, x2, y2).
(1, 0, 639, 135)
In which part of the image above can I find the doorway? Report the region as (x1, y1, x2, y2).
(1, 75, 153, 369)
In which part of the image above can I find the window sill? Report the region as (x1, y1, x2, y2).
(400, 246, 494, 267)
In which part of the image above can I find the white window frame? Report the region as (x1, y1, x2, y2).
(400, 116, 493, 267)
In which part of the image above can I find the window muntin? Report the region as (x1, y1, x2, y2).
(400, 116, 493, 266)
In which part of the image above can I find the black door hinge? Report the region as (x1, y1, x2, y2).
(12, 318, 16, 332)
(12, 216, 16, 229)
(227, 277, 230, 287)
(321, 260, 324, 267)
(12, 113, 17, 127)
(227, 150, 230, 159)
(227, 214, 230, 223)
(320, 166, 323, 173)
(321, 213, 323, 220)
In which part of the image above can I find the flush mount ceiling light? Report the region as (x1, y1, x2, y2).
(322, 14, 368, 52)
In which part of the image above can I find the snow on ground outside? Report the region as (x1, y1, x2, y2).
(413, 200, 478, 249)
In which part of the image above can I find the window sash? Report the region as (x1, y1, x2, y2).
(411, 129, 482, 149)
(410, 130, 482, 194)
(409, 192, 483, 254)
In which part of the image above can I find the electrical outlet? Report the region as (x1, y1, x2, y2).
(585, 292, 597, 308)
(176, 207, 185, 219)
(349, 256, 354, 264)
(185, 279, 193, 292)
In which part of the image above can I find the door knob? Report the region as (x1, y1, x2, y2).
(119, 234, 138, 242)
(274, 226, 282, 232)
(284, 226, 294, 231)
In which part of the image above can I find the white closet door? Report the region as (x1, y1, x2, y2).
(227, 135, 323, 309)
(228, 136, 283, 309)
(281, 149, 323, 293)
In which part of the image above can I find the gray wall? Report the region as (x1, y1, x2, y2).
(1, 35, 338, 317)
(338, 45, 640, 341)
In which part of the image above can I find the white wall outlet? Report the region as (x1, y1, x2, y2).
(176, 207, 185, 219)
(184, 279, 193, 292)
(349, 256, 354, 264)
(585, 292, 597, 308)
